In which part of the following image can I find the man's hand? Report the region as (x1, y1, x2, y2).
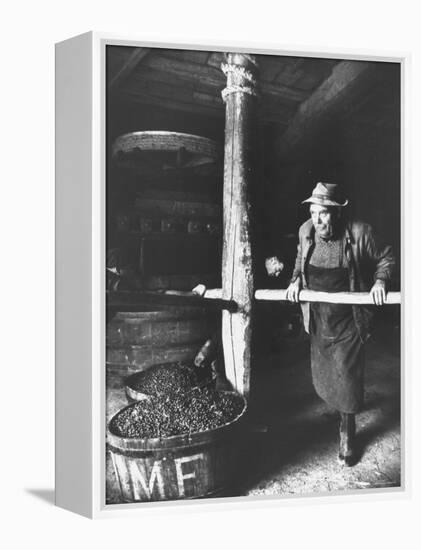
(286, 278, 301, 303)
(370, 279, 387, 306)
(192, 284, 207, 297)
(265, 256, 285, 277)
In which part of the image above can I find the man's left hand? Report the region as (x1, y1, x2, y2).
(370, 280, 387, 306)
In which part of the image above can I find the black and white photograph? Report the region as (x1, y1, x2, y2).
(104, 45, 401, 504)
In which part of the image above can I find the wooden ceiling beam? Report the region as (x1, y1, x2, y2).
(126, 67, 196, 90)
(119, 78, 224, 114)
(108, 48, 151, 91)
(277, 60, 385, 157)
(142, 55, 225, 87)
(116, 90, 225, 119)
(260, 81, 308, 103)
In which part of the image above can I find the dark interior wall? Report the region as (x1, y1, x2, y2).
(259, 64, 401, 289)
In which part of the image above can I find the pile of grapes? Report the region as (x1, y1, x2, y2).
(126, 362, 210, 397)
(110, 388, 245, 439)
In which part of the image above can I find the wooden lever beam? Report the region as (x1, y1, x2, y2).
(254, 289, 401, 305)
(106, 288, 401, 314)
(193, 287, 401, 305)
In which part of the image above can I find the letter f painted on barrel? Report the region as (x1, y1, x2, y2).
(174, 453, 203, 497)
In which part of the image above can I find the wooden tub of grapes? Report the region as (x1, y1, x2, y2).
(107, 389, 247, 502)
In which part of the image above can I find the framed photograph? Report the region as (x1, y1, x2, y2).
(55, 32, 406, 518)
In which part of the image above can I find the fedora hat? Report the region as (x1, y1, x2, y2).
(302, 182, 348, 207)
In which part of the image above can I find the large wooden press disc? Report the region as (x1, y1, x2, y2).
(112, 131, 221, 174)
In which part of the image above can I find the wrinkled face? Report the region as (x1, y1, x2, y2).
(310, 204, 339, 239)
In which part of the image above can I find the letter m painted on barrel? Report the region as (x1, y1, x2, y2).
(130, 460, 165, 500)
(127, 458, 166, 500)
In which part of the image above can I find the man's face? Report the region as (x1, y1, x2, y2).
(310, 204, 337, 239)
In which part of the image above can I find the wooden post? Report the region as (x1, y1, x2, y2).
(220, 53, 259, 397)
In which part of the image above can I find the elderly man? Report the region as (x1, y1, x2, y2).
(268, 182, 395, 466)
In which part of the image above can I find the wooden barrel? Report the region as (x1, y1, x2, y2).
(106, 307, 216, 388)
(107, 393, 247, 502)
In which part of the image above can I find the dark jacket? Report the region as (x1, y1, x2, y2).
(291, 218, 395, 342)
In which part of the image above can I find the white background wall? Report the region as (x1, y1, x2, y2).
(1, 0, 419, 547)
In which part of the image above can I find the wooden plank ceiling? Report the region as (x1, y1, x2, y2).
(107, 46, 339, 128)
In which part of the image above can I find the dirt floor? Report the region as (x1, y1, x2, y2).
(240, 337, 401, 497)
(106, 326, 401, 503)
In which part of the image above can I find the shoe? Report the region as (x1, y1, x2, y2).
(338, 413, 357, 467)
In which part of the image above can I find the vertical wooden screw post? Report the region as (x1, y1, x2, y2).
(220, 53, 258, 397)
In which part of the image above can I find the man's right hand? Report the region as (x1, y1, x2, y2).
(285, 278, 301, 303)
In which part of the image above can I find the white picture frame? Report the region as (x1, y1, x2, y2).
(55, 31, 409, 518)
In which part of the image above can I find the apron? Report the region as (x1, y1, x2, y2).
(307, 252, 364, 413)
